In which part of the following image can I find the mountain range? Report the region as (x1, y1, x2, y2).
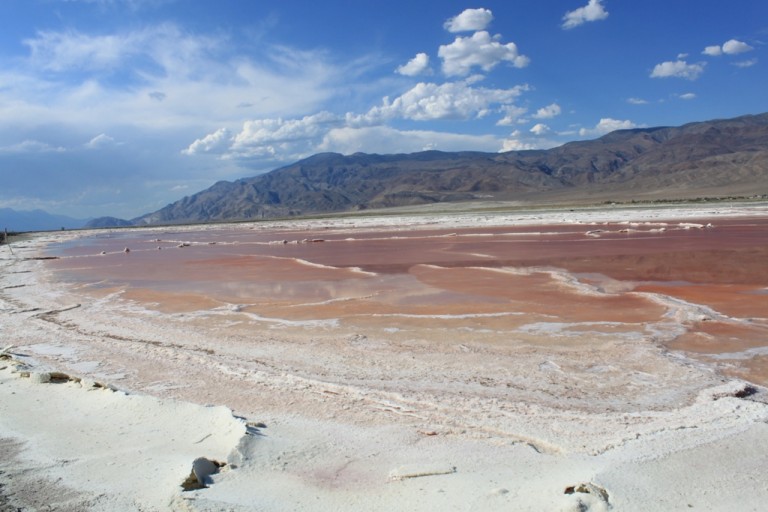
(0, 208, 88, 233)
(96, 111, 767, 227)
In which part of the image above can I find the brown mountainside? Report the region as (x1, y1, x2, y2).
(133, 112, 768, 225)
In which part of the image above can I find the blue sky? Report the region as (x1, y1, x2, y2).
(0, 0, 766, 219)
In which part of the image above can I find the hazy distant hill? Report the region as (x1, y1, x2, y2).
(133, 112, 768, 225)
(84, 216, 134, 229)
(0, 208, 88, 232)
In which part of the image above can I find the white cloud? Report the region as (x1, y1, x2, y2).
(562, 0, 609, 30)
(85, 133, 116, 149)
(230, 112, 341, 159)
(24, 30, 127, 72)
(185, 78, 532, 161)
(530, 123, 550, 135)
(183, 112, 345, 161)
(183, 128, 233, 155)
(396, 53, 431, 76)
(500, 138, 539, 151)
(703, 45, 722, 57)
(733, 58, 758, 68)
(444, 8, 494, 33)
(703, 39, 754, 57)
(627, 97, 649, 105)
(722, 39, 754, 55)
(579, 118, 638, 137)
(439, 31, 529, 77)
(5, 24, 346, 133)
(496, 105, 528, 126)
(23, 24, 220, 75)
(532, 103, 561, 119)
(355, 81, 529, 124)
(500, 130, 559, 151)
(650, 60, 705, 80)
(678, 93, 696, 100)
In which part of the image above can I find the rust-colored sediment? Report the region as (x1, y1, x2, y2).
(48, 216, 768, 385)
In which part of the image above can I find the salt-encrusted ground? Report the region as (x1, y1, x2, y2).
(1, 204, 767, 511)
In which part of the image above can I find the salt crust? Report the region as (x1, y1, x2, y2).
(2, 204, 768, 511)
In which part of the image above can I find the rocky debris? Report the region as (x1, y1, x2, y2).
(181, 457, 227, 491)
(563, 482, 611, 511)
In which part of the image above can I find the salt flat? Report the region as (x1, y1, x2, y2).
(1, 204, 767, 511)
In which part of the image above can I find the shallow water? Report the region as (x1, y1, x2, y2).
(45, 216, 768, 385)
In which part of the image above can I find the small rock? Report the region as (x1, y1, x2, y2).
(29, 372, 51, 384)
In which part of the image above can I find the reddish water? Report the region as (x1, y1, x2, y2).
(47, 216, 768, 384)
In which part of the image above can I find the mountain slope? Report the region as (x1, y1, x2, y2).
(134, 112, 768, 225)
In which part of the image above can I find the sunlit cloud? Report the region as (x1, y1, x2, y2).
(650, 60, 705, 80)
(578, 118, 639, 137)
(562, 0, 609, 30)
(353, 81, 530, 124)
(444, 8, 494, 33)
(532, 103, 561, 119)
(496, 105, 529, 126)
(439, 31, 529, 77)
(396, 53, 431, 76)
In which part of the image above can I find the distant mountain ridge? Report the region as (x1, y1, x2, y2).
(122, 112, 766, 225)
(0, 208, 88, 232)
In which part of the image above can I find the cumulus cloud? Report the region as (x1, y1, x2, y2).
(354, 81, 529, 124)
(496, 105, 528, 126)
(184, 112, 345, 161)
(229, 112, 342, 159)
(500, 129, 559, 151)
(723, 39, 754, 54)
(530, 123, 550, 135)
(532, 103, 561, 119)
(703, 39, 754, 57)
(627, 97, 649, 105)
(439, 31, 529, 77)
(182, 127, 233, 155)
(444, 8, 494, 33)
(702, 45, 722, 57)
(396, 53, 431, 76)
(678, 93, 696, 100)
(562, 0, 609, 30)
(579, 118, 638, 137)
(184, 79, 532, 161)
(650, 60, 705, 80)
